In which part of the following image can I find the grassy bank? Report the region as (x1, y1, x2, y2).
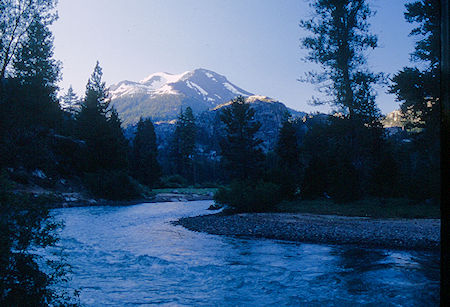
(275, 198, 440, 219)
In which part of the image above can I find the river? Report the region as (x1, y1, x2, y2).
(47, 200, 440, 306)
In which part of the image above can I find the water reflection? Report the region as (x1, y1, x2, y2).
(48, 201, 440, 306)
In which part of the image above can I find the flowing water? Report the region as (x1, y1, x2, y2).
(47, 200, 440, 306)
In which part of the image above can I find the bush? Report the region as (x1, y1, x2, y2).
(159, 174, 188, 188)
(84, 170, 142, 200)
(214, 180, 282, 212)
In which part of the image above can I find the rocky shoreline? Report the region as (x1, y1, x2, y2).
(174, 212, 441, 251)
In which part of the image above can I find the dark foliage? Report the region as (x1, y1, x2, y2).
(273, 118, 303, 199)
(131, 117, 161, 187)
(0, 172, 78, 305)
(84, 170, 142, 200)
(170, 107, 197, 182)
(219, 96, 264, 180)
(388, 0, 440, 202)
(300, 115, 385, 202)
(159, 174, 189, 188)
(214, 180, 282, 212)
(11, 18, 62, 130)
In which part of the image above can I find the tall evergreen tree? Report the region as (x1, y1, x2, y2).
(300, 0, 382, 124)
(76, 62, 127, 172)
(0, 15, 61, 170)
(220, 96, 264, 180)
(171, 107, 196, 181)
(132, 117, 161, 187)
(61, 85, 80, 116)
(105, 107, 129, 170)
(389, 0, 440, 133)
(9, 17, 61, 129)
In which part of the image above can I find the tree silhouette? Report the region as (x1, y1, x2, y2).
(171, 107, 196, 182)
(219, 96, 263, 180)
(132, 117, 161, 187)
(300, 0, 382, 124)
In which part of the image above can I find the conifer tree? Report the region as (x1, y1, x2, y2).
(11, 17, 61, 129)
(0, 16, 61, 170)
(389, 0, 440, 133)
(171, 107, 196, 181)
(61, 85, 80, 116)
(105, 108, 129, 170)
(132, 117, 161, 187)
(76, 62, 127, 172)
(300, 0, 382, 125)
(219, 96, 263, 180)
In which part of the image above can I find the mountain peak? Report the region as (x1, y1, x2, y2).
(110, 68, 254, 125)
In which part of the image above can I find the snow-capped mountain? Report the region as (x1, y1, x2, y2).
(110, 68, 253, 126)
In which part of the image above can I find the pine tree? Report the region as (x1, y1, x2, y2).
(76, 62, 127, 172)
(61, 85, 80, 116)
(219, 96, 264, 180)
(389, 0, 440, 133)
(171, 107, 196, 182)
(0, 16, 61, 171)
(105, 108, 129, 171)
(132, 117, 161, 187)
(11, 17, 61, 129)
(300, 0, 382, 125)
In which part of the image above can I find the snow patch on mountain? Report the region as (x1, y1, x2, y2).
(153, 84, 179, 95)
(187, 81, 208, 96)
(205, 72, 217, 81)
(140, 71, 189, 87)
(223, 82, 248, 96)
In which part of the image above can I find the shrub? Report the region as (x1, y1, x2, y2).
(214, 180, 282, 212)
(159, 174, 188, 188)
(84, 170, 142, 200)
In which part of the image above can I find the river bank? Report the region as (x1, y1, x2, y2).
(17, 185, 214, 208)
(49, 192, 214, 208)
(174, 212, 441, 251)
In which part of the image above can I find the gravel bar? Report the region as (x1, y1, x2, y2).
(174, 213, 440, 251)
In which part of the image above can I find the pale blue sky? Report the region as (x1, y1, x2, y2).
(51, 0, 416, 114)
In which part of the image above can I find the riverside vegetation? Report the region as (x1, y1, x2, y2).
(0, 0, 443, 304)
